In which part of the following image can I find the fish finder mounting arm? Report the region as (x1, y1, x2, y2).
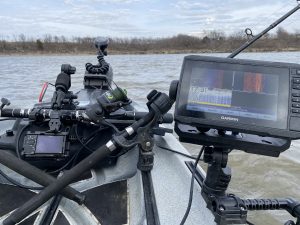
(193, 146, 300, 225)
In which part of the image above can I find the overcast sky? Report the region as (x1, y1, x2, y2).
(0, 0, 299, 39)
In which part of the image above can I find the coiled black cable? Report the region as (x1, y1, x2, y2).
(85, 52, 109, 74)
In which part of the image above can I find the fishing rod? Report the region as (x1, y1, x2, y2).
(228, 1, 300, 58)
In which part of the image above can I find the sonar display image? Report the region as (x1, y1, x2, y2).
(187, 67, 279, 121)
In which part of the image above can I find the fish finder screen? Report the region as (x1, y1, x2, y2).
(186, 67, 279, 121)
(36, 135, 64, 154)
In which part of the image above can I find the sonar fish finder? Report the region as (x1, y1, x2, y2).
(169, 55, 300, 157)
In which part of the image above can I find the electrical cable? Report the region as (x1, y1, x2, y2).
(156, 144, 203, 161)
(9, 123, 102, 185)
(101, 120, 120, 133)
(48, 126, 107, 174)
(47, 152, 79, 175)
(49, 122, 116, 174)
(0, 167, 43, 190)
(179, 146, 205, 225)
(0, 118, 16, 122)
(75, 124, 112, 152)
(75, 124, 95, 153)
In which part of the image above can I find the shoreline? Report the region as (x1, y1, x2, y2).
(1, 48, 300, 56)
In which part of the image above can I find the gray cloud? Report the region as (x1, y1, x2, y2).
(0, 0, 298, 38)
(171, 0, 299, 35)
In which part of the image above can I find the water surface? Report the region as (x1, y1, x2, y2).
(0, 52, 300, 224)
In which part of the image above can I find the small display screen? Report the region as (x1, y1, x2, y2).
(186, 68, 279, 121)
(36, 135, 64, 154)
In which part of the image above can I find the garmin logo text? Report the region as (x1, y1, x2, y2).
(221, 116, 239, 122)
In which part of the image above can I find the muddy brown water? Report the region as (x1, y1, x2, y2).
(0, 52, 300, 224)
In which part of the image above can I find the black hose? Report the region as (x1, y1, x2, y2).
(3, 144, 112, 225)
(0, 150, 85, 204)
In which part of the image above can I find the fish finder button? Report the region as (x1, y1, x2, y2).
(293, 84, 300, 90)
(292, 109, 300, 114)
(292, 93, 300, 97)
(293, 78, 300, 83)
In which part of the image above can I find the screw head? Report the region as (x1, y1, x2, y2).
(146, 142, 151, 147)
(240, 206, 246, 211)
(219, 206, 225, 211)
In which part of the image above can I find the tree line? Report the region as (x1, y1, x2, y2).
(0, 27, 299, 55)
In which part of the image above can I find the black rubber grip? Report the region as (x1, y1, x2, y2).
(0, 108, 86, 122)
(0, 108, 30, 118)
(0, 151, 85, 205)
(3, 144, 112, 225)
(55, 72, 71, 92)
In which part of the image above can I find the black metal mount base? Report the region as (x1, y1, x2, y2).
(189, 146, 300, 225)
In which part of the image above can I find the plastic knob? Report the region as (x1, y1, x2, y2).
(147, 90, 158, 101)
(1, 98, 11, 106)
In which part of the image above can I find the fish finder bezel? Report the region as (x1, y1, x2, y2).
(174, 55, 300, 139)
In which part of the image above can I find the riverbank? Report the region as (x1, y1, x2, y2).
(1, 48, 300, 56)
(1, 31, 299, 56)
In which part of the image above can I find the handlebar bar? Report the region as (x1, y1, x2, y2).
(0, 107, 173, 124)
(0, 108, 86, 121)
(0, 108, 31, 118)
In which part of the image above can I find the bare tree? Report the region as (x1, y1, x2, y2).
(44, 34, 53, 43)
(1, 30, 300, 55)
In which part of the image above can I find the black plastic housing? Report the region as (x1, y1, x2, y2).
(175, 123, 291, 157)
(174, 55, 300, 140)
